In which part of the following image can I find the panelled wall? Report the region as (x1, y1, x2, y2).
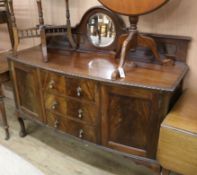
(0, 0, 196, 90)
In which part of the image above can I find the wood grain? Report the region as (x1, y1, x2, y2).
(13, 62, 43, 122)
(1, 0, 197, 91)
(98, 0, 168, 16)
(163, 90, 197, 133)
(157, 127, 197, 175)
(41, 70, 98, 102)
(101, 85, 162, 158)
(66, 77, 97, 102)
(47, 112, 98, 143)
(44, 93, 99, 125)
(8, 46, 188, 92)
(157, 90, 197, 175)
(8, 45, 188, 172)
(0, 98, 155, 175)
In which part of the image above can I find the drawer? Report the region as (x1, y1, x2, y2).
(44, 94, 99, 125)
(65, 77, 97, 102)
(41, 71, 66, 94)
(67, 99, 98, 125)
(47, 112, 98, 143)
(45, 94, 67, 114)
(41, 70, 98, 102)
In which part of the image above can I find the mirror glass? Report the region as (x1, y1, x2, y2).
(87, 13, 116, 47)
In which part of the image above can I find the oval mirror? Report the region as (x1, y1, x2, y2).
(87, 13, 116, 48)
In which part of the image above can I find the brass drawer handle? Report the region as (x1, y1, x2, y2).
(78, 129, 84, 138)
(78, 109, 83, 119)
(51, 101, 58, 110)
(49, 80, 55, 89)
(54, 119, 59, 129)
(76, 86, 82, 97)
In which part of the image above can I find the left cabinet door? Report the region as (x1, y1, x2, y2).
(10, 61, 43, 122)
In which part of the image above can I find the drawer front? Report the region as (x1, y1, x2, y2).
(45, 94, 98, 125)
(41, 71, 66, 94)
(41, 70, 98, 102)
(45, 94, 67, 114)
(47, 112, 98, 143)
(65, 78, 97, 102)
(66, 99, 98, 125)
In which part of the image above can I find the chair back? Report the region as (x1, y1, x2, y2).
(7, 0, 44, 54)
(0, 0, 15, 48)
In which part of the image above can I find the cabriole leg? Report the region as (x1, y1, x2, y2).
(18, 117, 26, 137)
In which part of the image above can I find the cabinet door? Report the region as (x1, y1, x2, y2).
(101, 86, 160, 158)
(11, 62, 43, 122)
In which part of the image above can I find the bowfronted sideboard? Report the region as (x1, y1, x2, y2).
(8, 44, 189, 172)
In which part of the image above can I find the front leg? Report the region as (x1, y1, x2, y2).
(18, 117, 26, 137)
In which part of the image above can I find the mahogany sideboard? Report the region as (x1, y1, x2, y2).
(8, 46, 188, 173)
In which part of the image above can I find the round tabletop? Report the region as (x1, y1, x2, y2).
(98, 0, 169, 16)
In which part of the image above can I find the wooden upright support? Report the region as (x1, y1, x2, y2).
(112, 16, 174, 80)
(65, 0, 76, 48)
(36, 0, 44, 26)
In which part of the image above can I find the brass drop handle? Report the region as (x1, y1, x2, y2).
(78, 129, 84, 138)
(49, 80, 55, 89)
(54, 119, 59, 129)
(51, 101, 58, 110)
(78, 109, 83, 119)
(76, 87, 82, 97)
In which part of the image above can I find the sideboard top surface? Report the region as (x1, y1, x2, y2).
(8, 46, 188, 92)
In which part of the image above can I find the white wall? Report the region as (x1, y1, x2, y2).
(0, 0, 196, 90)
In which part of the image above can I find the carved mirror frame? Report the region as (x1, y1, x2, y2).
(77, 7, 126, 52)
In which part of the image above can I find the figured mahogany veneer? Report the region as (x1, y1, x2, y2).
(41, 70, 98, 102)
(9, 47, 188, 92)
(47, 112, 98, 143)
(44, 94, 99, 125)
(8, 46, 188, 173)
(14, 63, 43, 122)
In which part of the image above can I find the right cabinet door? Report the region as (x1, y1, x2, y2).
(101, 85, 161, 158)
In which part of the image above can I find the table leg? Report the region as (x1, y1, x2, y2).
(0, 85, 9, 140)
(18, 117, 26, 137)
(161, 168, 170, 175)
